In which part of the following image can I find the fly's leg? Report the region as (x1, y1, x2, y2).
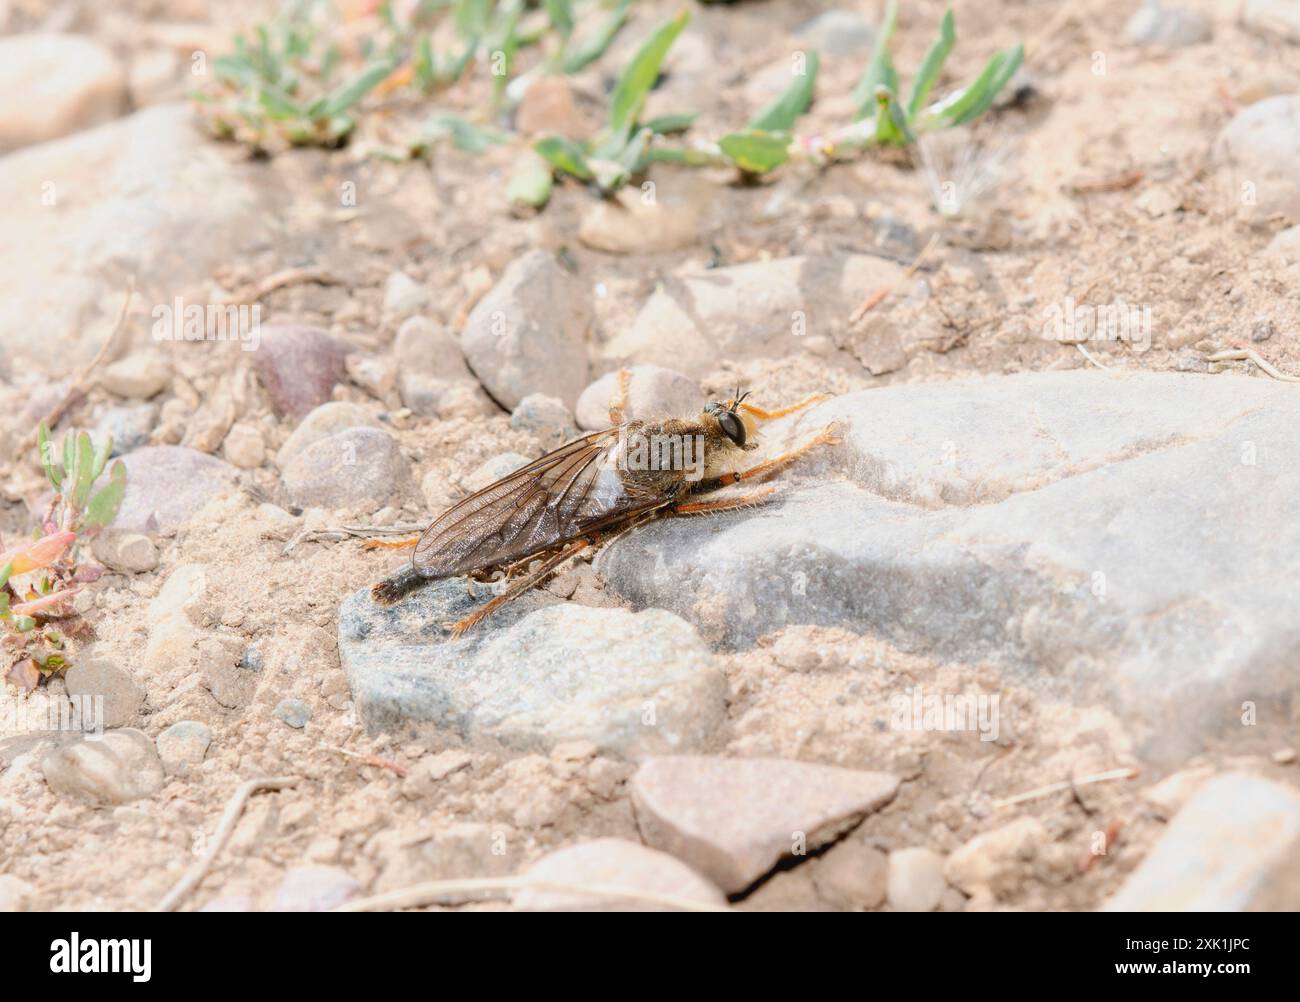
(691, 424, 841, 494)
(362, 537, 420, 551)
(608, 367, 632, 425)
(446, 539, 591, 638)
(672, 487, 777, 516)
(737, 393, 829, 423)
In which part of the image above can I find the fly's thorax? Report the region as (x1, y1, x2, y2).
(611, 417, 712, 483)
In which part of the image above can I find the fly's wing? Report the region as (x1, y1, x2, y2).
(412, 428, 668, 578)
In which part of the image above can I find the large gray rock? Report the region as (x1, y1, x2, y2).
(596, 371, 1300, 757)
(0, 104, 265, 373)
(460, 250, 591, 409)
(1105, 773, 1300, 911)
(337, 580, 726, 757)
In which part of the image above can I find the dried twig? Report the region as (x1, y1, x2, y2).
(1205, 346, 1300, 383)
(1075, 343, 1110, 370)
(25, 277, 135, 448)
(1063, 169, 1144, 195)
(334, 876, 732, 913)
(221, 267, 342, 306)
(991, 767, 1138, 809)
(154, 775, 298, 912)
(322, 743, 408, 777)
(849, 233, 942, 324)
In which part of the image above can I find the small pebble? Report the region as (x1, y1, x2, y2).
(156, 720, 212, 774)
(274, 698, 312, 729)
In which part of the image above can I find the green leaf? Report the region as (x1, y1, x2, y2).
(448, 35, 479, 82)
(422, 112, 507, 152)
(0, 561, 12, 589)
(560, 0, 631, 74)
(507, 151, 554, 209)
(257, 84, 302, 119)
(609, 11, 688, 138)
(719, 129, 792, 173)
(82, 460, 127, 531)
(73, 431, 95, 509)
(0, 591, 9, 617)
(14, 615, 36, 633)
(644, 111, 697, 135)
(748, 51, 820, 132)
(37, 424, 62, 491)
(853, 0, 898, 119)
(318, 59, 394, 119)
(544, 0, 574, 39)
(617, 126, 652, 175)
(62, 431, 74, 484)
(871, 85, 912, 144)
(414, 35, 436, 90)
(456, 0, 492, 40)
(907, 9, 955, 121)
(926, 42, 1024, 127)
(643, 145, 723, 167)
(91, 432, 112, 481)
(534, 135, 594, 180)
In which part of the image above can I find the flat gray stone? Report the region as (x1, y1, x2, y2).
(41, 728, 164, 804)
(1105, 773, 1300, 911)
(461, 249, 591, 409)
(337, 581, 726, 757)
(275, 401, 382, 470)
(116, 446, 239, 532)
(63, 659, 144, 729)
(597, 371, 1300, 758)
(280, 427, 411, 510)
(515, 837, 728, 911)
(630, 756, 900, 894)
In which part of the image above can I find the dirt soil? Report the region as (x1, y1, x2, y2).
(1, 0, 1298, 912)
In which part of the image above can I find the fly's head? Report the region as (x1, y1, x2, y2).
(702, 388, 759, 456)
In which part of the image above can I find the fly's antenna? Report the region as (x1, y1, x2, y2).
(730, 388, 752, 413)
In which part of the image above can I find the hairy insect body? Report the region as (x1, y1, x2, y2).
(371, 383, 831, 635)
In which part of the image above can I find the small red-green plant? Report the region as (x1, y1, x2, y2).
(1, 426, 127, 692)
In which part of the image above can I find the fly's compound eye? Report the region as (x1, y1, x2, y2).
(718, 410, 746, 447)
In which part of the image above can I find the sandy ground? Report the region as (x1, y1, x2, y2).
(1, 0, 1298, 912)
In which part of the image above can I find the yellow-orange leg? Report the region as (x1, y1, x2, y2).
(446, 539, 591, 638)
(362, 536, 420, 551)
(715, 424, 840, 488)
(608, 367, 632, 425)
(737, 393, 829, 422)
(673, 487, 777, 516)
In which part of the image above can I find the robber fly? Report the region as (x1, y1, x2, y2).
(371, 370, 837, 636)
